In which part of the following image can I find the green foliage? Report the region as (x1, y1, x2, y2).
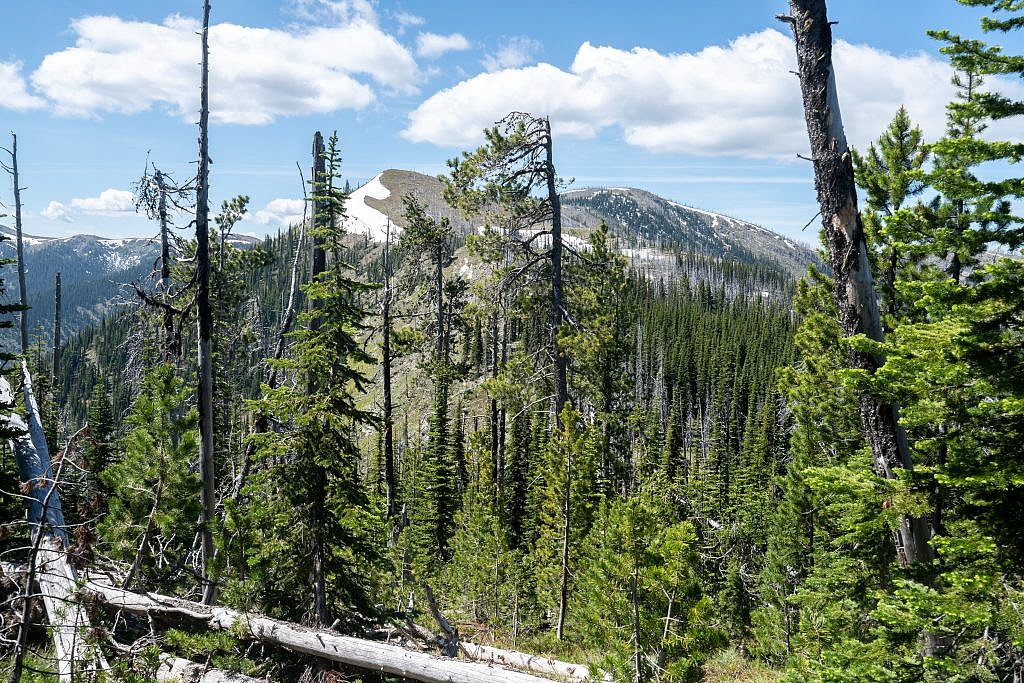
(236, 132, 387, 628)
(578, 489, 725, 682)
(98, 363, 200, 590)
(534, 406, 599, 634)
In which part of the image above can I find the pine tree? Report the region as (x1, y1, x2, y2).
(99, 363, 200, 591)
(535, 406, 598, 640)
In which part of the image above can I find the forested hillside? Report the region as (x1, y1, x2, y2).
(1, 1, 1023, 682)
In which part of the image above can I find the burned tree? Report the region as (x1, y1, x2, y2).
(195, 0, 216, 605)
(133, 164, 196, 359)
(781, 0, 932, 566)
(1, 133, 29, 354)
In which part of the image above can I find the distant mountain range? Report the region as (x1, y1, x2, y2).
(345, 169, 818, 281)
(0, 170, 817, 345)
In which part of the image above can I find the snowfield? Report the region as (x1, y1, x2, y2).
(344, 174, 395, 242)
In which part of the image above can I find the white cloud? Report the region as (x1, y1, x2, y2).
(71, 189, 135, 213)
(416, 32, 471, 59)
(395, 11, 425, 33)
(288, 0, 377, 25)
(252, 198, 305, 226)
(31, 13, 419, 124)
(405, 29, 995, 158)
(0, 61, 44, 111)
(41, 201, 73, 222)
(482, 36, 541, 72)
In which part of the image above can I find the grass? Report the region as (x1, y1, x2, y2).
(702, 647, 785, 683)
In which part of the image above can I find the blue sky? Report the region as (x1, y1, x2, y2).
(0, 0, 1019, 242)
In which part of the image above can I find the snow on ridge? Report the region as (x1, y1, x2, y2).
(344, 173, 394, 242)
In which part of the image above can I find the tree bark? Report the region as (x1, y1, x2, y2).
(8, 133, 29, 355)
(195, 0, 217, 606)
(785, 0, 932, 566)
(383, 217, 396, 518)
(308, 130, 330, 627)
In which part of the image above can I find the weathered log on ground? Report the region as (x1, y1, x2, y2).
(414, 586, 601, 681)
(84, 577, 555, 683)
(156, 655, 263, 683)
(460, 641, 603, 682)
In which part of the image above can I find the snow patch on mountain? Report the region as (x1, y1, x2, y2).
(344, 174, 394, 242)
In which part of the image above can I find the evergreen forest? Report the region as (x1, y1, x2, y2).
(1, 1, 1023, 681)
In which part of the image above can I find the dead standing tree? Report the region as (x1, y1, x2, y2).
(195, 0, 217, 605)
(134, 164, 196, 360)
(1, 133, 29, 354)
(781, 0, 933, 567)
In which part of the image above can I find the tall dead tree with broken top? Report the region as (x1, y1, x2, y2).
(1, 133, 29, 354)
(195, 0, 217, 605)
(782, 0, 933, 567)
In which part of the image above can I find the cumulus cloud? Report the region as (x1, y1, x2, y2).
(404, 29, 1004, 158)
(71, 189, 135, 213)
(252, 198, 305, 226)
(0, 61, 45, 111)
(416, 32, 471, 59)
(482, 36, 541, 72)
(41, 201, 73, 222)
(32, 13, 419, 124)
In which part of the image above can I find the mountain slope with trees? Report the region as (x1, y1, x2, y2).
(2, 0, 1023, 681)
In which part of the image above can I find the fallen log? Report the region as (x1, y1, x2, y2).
(3, 371, 107, 682)
(156, 655, 263, 683)
(459, 641, 603, 682)
(84, 577, 555, 683)
(417, 583, 602, 682)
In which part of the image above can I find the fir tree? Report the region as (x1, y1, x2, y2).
(242, 132, 385, 628)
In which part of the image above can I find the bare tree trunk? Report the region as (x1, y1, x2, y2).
(383, 218, 397, 518)
(50, 272, 61, 395)
(543, 117, 573, 640)
(544, 118, 568, 425)
(308, 130, 330, 627)
(7, 133, 29, 355)
(195, 0, 217, 606)
(156, 169, 175, 360)
(3, 369, 107, 682)
(85, 578, 553, 683)
(784, 0, 932, 567)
